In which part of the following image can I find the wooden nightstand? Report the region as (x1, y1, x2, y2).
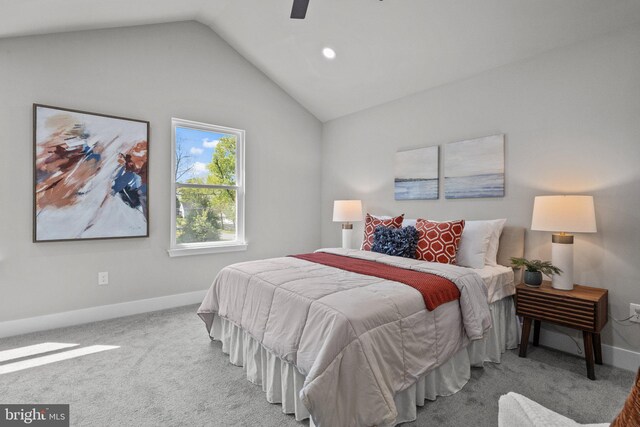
(516, 281, 608, 380)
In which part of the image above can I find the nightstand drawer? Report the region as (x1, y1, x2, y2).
(516, 290, 596, 330)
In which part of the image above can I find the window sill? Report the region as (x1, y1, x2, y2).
(168, 242, 248, 258)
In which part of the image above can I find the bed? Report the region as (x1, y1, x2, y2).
(198, 225, 524, 427)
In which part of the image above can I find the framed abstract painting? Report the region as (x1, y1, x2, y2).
(33, 104, 150, 242)
(444, 134, 505, 199)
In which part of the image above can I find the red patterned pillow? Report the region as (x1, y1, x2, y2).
(361, 214, 404, 251)
(415, 219, 465, 264)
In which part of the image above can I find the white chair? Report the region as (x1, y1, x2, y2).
(498, 392, 609, 427)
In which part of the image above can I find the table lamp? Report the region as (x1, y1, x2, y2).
(333, 200, 362, 249)
(531, 195, 597, 290)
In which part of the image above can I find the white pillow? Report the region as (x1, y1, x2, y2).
(478, 219, 507, 266)
(456, 221, 493, 269)
(403, 218, 417, 228)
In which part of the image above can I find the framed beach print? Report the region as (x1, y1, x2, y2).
(444, 134, 505, 199)
(395, 146, 439, 200)
(33, 104, 150, 242)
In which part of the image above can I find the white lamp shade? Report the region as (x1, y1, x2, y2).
(333, 200, 363, 222)
(531, 195, 597, 233)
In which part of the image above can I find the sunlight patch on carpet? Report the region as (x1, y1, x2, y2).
(0, 345, 119, 375)
(0, 342, 79, 363)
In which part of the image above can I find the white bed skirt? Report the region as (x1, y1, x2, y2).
(210, 297, 519, 426)
(468, 296, 520, 366)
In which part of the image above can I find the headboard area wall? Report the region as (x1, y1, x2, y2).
(496, 226, 524, 268)
(497, 226, 525, 284)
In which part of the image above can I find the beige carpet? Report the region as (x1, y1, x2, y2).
(0, 305, 633, 426)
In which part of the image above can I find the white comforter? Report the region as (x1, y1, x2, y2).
(198, 249, 492, 427)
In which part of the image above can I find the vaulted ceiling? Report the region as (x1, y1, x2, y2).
(3, 0, 640, 121)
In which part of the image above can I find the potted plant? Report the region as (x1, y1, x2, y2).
(510, 257, 563, 287)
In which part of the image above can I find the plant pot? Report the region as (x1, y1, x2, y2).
(524, 270, 543, 287)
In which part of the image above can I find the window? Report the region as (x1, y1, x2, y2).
(169, 118, 246, 257)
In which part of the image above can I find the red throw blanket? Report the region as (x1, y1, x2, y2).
(290, 252, 460, 311)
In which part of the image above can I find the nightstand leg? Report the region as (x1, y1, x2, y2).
(519, 317, 532, 357)
(533, 320, 541, 346)
(593, 333, 603, 365)
(583, 331, 595, 380)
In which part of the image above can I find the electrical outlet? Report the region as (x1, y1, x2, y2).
(98, 272, 109, 286)
(630, 303, 640, 324)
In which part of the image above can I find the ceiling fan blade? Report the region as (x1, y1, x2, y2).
(290, 0, 309, 19)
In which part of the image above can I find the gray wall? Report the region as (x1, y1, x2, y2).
(0, 22, 322, 322)
(321, 24, 640, 352)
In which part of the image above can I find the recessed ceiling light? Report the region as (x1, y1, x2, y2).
(322, 47, 336, 60)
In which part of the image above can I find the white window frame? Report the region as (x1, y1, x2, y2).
(168, 118, 246, 257)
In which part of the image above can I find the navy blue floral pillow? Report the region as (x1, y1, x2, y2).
(371, 225, 419, 258)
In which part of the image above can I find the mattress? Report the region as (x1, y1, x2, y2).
(472, 264, 515, 304)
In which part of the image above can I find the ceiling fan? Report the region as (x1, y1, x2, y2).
(290, 0, 310, 19)
(291, 0, 382, 19)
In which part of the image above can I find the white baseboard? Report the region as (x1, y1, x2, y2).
(0, 290, 207, 339)
(533, 327, 640, 372)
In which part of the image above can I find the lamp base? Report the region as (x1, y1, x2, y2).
(551, 234, 574, 290)
(341, 227, 353, 250)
